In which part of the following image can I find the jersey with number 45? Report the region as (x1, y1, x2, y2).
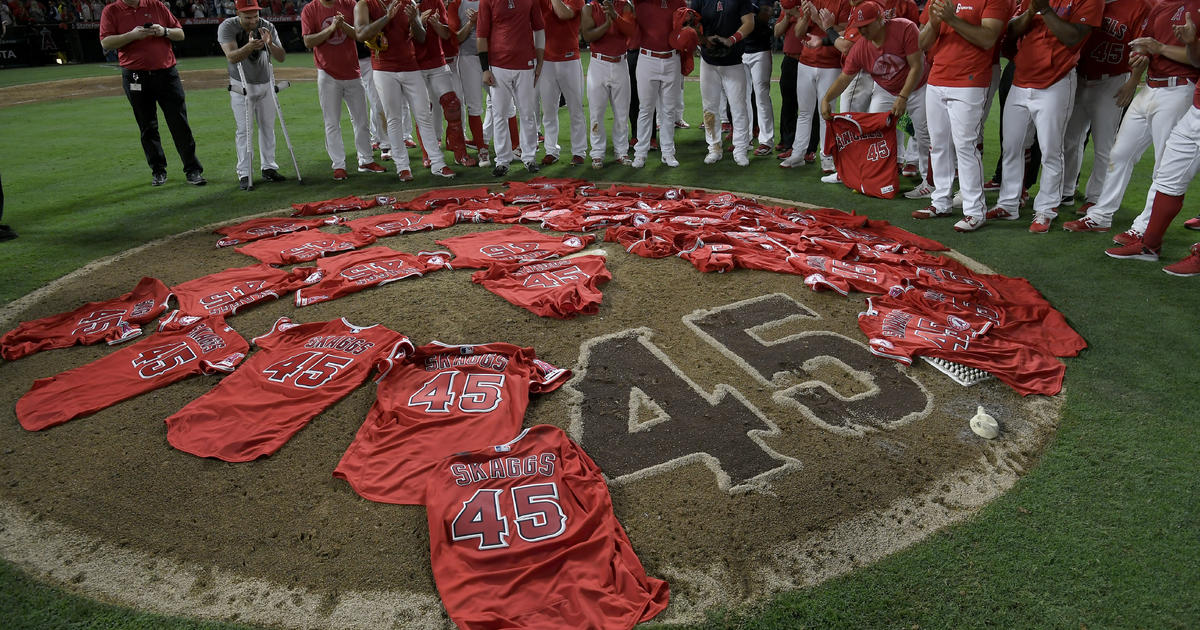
(17, 311, 248, 431)
(470, 255, 612, 319)
(334, 341, 570, 505)
(165, 317, 411, 462)
(424, 424, 669, 629)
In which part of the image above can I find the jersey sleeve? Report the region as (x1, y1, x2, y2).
(250, 316, 297, 351)
(532, 0, 546, 30)
(1070, 0, 1103, 27)
(301, 4, 319, 35)
(372, 336, 416, 383)
(477, 0, 492, 38)
(528, 353, 571, 393)
(842, 39, 865, 75)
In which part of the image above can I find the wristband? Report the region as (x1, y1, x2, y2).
(826, 26, 840, 43)
(729, 31, 743, 44)
(478, 51, 489, 71)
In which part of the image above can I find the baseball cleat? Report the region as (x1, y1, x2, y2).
(1112, 228, 1143, 246)
(703, 150, 722, 164)
(820, 154, 835, 173)
(754, 144, 772, 156)
(405, 139, 417, 148)
(982, 177, 1001, 191)
(776, 149, 792, 160)
(1184, 216, 1200, 230)
(1163, 244, 1200, 276)
(954, 216, 985, 232)
(616, 155, 632, 166)
(477, 147, 491, 167)
(261, 168, 286, 182)
(433, 166, 456, 178)
(151, 172, 167, 187)
(333, 168, 349, 181)
(912, 206, 952, 220)
(904, 181, 935, 199)
(1075, 201, 1095, 216)
(901, 163, 920, 178)
(523, 161, 540, 173)
(358, 162, 386, 173)
(985, 206, 1019, 221)
(1029, 214, 1054, 233)
(779, 155, 805, 168)
(571, 155, 586, 166)
(541, 154, 559, 166)
(185, 171, 207, 186)
(820, 172, 841, 184)
(491, 163, 509, 177)
(1105, 241, 1160, 261)
(1062, 217, 1110, 232)
(397, 170, 414, 182)
(631, 155, 646, 168)
(733, 152, 749, 167)
(675, 119, 690, 129)
(238, 176, 254, 191)
(662, 156, 679, 167)
(380, 149, 392, 161)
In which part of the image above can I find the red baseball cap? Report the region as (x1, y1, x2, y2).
(847, 1, 881, 29)
(235, 0, 262, 11)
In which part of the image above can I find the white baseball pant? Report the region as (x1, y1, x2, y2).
(787, 63, 839, 160)
(316, 69, 373, 170)
(586, 53, 631, 160)
(742, 50, 774, 147)
(1062, 73, 1128, 204)
(456, 54, 493, 147)
(373, 69, 448, 173)
(359, 57, 386, 147)
(700, 59, 750, 157)
(840, 70, 873, 112)
(540, 57, 588, 158)
(925, 84, 989, 218)
(634, 50, 681, 161)
(489, 65, 539, 166)
(996, 73, 1077, 218)
(869, 82, 928, 177)
(1151, 104, 1200, 196)
(229, 79, 278, 178)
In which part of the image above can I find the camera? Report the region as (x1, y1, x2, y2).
(251, 29, 262, 40)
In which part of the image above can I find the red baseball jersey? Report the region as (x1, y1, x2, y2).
(588, 0, 637, 57)
(294, 247, 452, 306)
(437, 225, 595, 268)
(364, 0, 421, 71)
(471, 255, 612, 318)
(1076, 0, 1149, 79)
(539, 0, 585, 61)
(794, 254, 915, 295)
(334, 341, 570, 504)
(423, 424, 670, 629)
(1141, 0, 1200, 83)
(215, 216, 343, 248)
(477, 0, 546, 69)
(290, 195, 382, 217)
(344, 209, 458, 237)
(405, 186, 498, 210)
(234, 229, 378, 265)
(165, 317, 412, 462)
(1, 277, 172, 361)
(798, 0, 850, 68)
(444, 199, 524, 224)
(171, 264, 318, 316)
(17, 311, 248, 431)
(823, 112, 900, 199)
(858, 295, 1066, 396)
(842, 18, 927, 95)
(922, 0, 1010, 88)
(635, 0, 688, 50)
(302, 0, 362, 79)
(1011, 0, 1104, 88)
(98, 0, 181, 70)
(414, 0, 451, 69)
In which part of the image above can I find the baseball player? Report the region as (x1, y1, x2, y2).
(913, 0, 1008, 231)
(302, 0, 386, 181)
(985, 0, 1103, 233)
(1059, 0, 1150, 212)
(408, 0, 478, 168)
(219, 0, 288, 191)
(692, 0, 756, 166)
(631, 0, 687, 168)
(538, 0, 589, 165)
(356, 0, 457, 181)
(743, 0, 776, 156)
(819, 2, 930, 189)
(778, 0, 849, 171)
(357, 41, 390, 157)
(582, 0, 637, 167)
(477, 0, 547, 175)
(1064, 0, 1197, 235)
(1106, 9, 1200, 276)
(447, 0, 493, 165)
(99, 0, 206, 187)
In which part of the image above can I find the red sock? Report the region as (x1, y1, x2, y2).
(508, 117, 519, 148)
(1142, 191, 1186, 250)
(469, 115, 485, 149)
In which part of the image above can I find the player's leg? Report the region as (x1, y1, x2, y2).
(154, 67, 203, 178)
(359, 57, 386, 150)
(924, 85, 956, 215)
(1026, 74, 1075, 223)
(612, 59, 631, 162)
(749, 50, 774, 149)
(374, 70, 415, 175)
(840, 70, 872, 113)
(814, 67, 840, 169)
(722, 63, 751, 165)
(317, 69, 348, 172)
(700, 59, 724, 161)
(1124, 85, 1196, 233)
(778, 55, 798, 153)
(658, 57, 681, 164)
(513, 69, 540, 168)
(1060, 78, 1094, 203)
(633, 56, 660, 163)
(993, 87, 1034, 215)
(784, 62, 819, 166)
(251, 83, 278, 173)
(121, 68, 168, 180)
(489, 70, 518, 169)
(1080, 75, 1128, 205)
(587, 57, 610, 162)
(562, 57, 588, 161)
(539, 60, 565, 161)
(428, 66, 473, 166)
(228, 79, 253, 181)
(947, 86, 989, 222)
(400, 70, 450, 174)
(1081, 87, 1157, 227)
(342, 76, 375, 170)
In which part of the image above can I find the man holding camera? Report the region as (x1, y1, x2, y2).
(219, 0, 288, 191)
(100, 0, 206, 187)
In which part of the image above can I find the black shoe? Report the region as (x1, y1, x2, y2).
(492, 163, 509, 177)
(186, 171, 207, 186)
(152, 172, 167, 187)
(523, 161, 540, 173)
(0, 224, 16, 241)
(261, 168, 286, 182)
(239, 176, 255, 191)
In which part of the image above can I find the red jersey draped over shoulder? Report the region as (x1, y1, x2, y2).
(165, 317, 412, 462)
(477, 0, 546, 69)
(18, 312, 248, 431)
(1, 277, 172, 361)
(424, 424, 670, 629)
(333, 341, 570, 504)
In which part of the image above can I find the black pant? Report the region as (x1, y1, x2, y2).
(122, 66, 203, 176)
(777, 56, 820, 153)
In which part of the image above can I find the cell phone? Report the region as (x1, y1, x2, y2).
(251, 28, 262, 40)
(143, 22, 153, 28)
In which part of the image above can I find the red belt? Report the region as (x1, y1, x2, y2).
(640, 48, 676, 59)
(1147, 76, 1195, 88)
(592, 52, 625, 63)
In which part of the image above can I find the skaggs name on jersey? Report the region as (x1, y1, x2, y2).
(450, 453, 557, 487)
(304, 335, 376, 355)
(424, 352, 511, 372)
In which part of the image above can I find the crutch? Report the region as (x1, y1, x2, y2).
(235, 61, 255, 186)
(267, 58, 303, 183)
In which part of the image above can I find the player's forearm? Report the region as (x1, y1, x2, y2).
(357, 13, 390, 41)
(411, 16, 427, 42)
(821, 73, 853, 110)
(1008, 10, 1033, 38)
(896, 61, 922, 100)
(303, 26, 333, 49)
(165, 27, 184, 42)
(946, 16, 1002, 49)
(223, 42, 259, 64)
(581, 17, 610, 42)
(100, 33, 138, 50)
(1155, 43, 1194, 66)
(550, 0, 575, 20)
(427, 17, 451, 39)
(917, 20, 939, 51)
(1040, 11, 1088, 47)
(269, 41, 286, 62)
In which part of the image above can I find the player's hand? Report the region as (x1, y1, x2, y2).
(260, 28, 274, 50)
(404, 1, 420, 21)
(819, 99, 833, 121)
(386, 0, 403, 19)
(931, 0, 952, 23)
(1113, 80, 1137, 108)
(466, 8, 477, 22)
(1030, 0, 1049, 15)
(482, 69, 495, 86)
(1174, 11, 1196, 44)
(1129, 36, 1164, 56)
(420, 8, 434, 22)
(132, 25, 155, 39)
(534, 61, 543, 86)
(815, 7, 835, 29)
(1128, 50, 1149, 69)
(890, 94, 908, 118)
(804, 32, 823, 47)
(602, 0, 617, 19)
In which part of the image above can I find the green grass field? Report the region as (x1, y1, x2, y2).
(1, 54, 1198, 629)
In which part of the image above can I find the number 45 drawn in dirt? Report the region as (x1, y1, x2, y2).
(565, 293, 931, 494)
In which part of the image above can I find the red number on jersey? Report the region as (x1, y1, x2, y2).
(451, 489, 510, 550)
(131, 341, 199, 379)
(408, 371, 507, 413)
(262, 351, 354, 388)
(451, 483, 567, 550)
